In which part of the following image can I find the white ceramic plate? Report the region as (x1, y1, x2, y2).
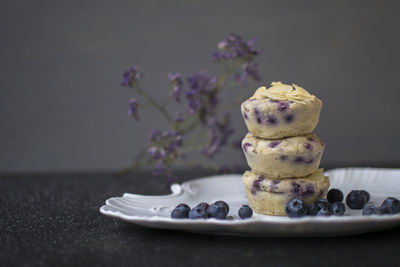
(100, 168, 400, 237)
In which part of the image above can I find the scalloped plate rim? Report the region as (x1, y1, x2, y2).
(100, 167, 400, 236)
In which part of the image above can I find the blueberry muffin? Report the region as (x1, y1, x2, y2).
(242, 132, 324, 178)
(242, 169, 330, 216)
(241, 82, 322, 139)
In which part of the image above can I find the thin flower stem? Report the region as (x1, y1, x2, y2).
(184, 160, 221, 170)
(135, 85, 173, 122)
(216, 61, 244, 87)
(180, 118, 199, 134)
(178, 143, 205, 153)
(132, 147, 149, 166)
(172, 115, 199, 134)
(217, 69, 234, 87)
(162, 96, 170, 107)
(131, 148, 149, 168)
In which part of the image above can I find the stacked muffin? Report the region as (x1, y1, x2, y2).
(240, 82, 329, 216)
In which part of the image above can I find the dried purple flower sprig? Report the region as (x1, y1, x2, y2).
(120, 34, 261, 182)
(213, 34, 261, 86)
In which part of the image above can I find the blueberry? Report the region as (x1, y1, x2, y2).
(327, 188, 344, 203)
(269, 141, 281, 148)
(214, 200, 230, 213)
(362, 204, 377, 215)
(304, 143, 313, 150)
(294, 156, 304, 163)
(188, 203, 209, 219)
(176, 203, 190, 209)
(251, 176, 264, 195)
(238, 205, 253, 219)
(330, 202, 346, 216)
(317, 208, 332, 216)
(171, 203, 190, 219)
(285, 198, 307, 218)
(207, 203, 228, 219)
(363, 204, 390, 215)
(284, 114, 294, 123)
(317, 199, 331, 210)
(266, 115, 277, 125)
(380, 197, 400, 214)
(277, 101, 290, 111)
(346, 190, 367, 209)
(196, 202, 209, 209)
(374, 206, 391, 215)
(242, 143, 252, 153)
(361, 190, 371, 202)
(307, 203, 320, 216)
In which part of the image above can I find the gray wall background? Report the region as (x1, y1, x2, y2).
(1, 0, 400, 172)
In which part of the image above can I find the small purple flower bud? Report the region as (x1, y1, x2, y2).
(185, 72, 219, 118)
(202, 114, 234, 158)
(175, 135, 183, 146)
(209, 76, 218, 85)
(217, 40, 229, 50)
(153, 161, 167, 176)
(169, 85, 182, 102)
(167, 72, 183, 85)
(161, 131, 170, 137)
(128, 98, 139, 120)
(247, 38, 257, 48)
(235, 63, 260, 85)
(147, 146, 166, 160)
(120, 67, 143, 87)
(213, 34, 259, 63)
(148, 130, 161, 141)
(213, 51, 226, 61)
(175, 111, 184, 123)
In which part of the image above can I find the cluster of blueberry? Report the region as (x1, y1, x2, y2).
(285, 188, 346, 218)
(171, 201, 253, 220)
(171, 189, 400, 220)
(363, 197, 400, 215)
(286, 188, 400, 218)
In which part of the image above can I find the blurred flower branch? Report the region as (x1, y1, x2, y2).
(120, 34, 261, 182)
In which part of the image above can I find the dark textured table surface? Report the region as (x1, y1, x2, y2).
(2, 167, 400, 267)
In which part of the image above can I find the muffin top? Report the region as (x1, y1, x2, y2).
(249, 82, 321, 104)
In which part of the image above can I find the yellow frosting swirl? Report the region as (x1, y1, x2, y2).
(250, 82, 316, 102)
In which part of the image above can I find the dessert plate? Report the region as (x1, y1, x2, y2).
(100, 168, 400, 237)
